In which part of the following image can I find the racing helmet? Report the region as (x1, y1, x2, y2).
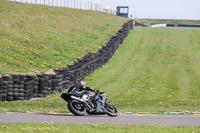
(76, 81, 85, 89)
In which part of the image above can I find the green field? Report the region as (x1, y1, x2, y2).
(86, 27, 200, 113)
(0, 1, 128, 74)
(0, 26, 200, 114)
(0, 123, 199, 133)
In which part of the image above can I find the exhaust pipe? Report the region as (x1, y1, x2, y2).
(70, 96, 92, 110)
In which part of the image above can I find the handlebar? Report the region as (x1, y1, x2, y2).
(95, 89, 99, 96)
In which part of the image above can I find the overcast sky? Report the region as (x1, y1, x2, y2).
(80, 0, 200, 20)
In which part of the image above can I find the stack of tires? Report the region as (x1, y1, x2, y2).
(24, 76, 34, 100)
(12, 74, 20, 101)
(79, 65, 86, 80)
(0, 77, 2, 101)
(2, 75, 13, 101)
(33, 77, 39, 98)
(63, 71, 70, 90)
(38, 75, 50, 98)
(52, 74, 64, 93)
(18, 75, 26, 100)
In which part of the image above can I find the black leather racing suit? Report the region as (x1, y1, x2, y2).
(68, 85, 96, 93)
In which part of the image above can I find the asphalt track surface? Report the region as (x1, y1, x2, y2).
(1, 112, 200, 126)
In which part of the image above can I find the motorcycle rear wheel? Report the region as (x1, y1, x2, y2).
(68, 100, 87, 116)
(105, 102, 118, 117)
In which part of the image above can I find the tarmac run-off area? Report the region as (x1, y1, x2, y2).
(0, 112, 200, 126)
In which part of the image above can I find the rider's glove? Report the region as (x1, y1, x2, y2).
(95, 89, 99, 93)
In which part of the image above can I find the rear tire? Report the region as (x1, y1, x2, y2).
(105, 102, 118, 117)
(68, 100, 87, 116)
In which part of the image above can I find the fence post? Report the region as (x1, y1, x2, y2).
(95, 4, 97, 11)
(67, 0, 69, 7)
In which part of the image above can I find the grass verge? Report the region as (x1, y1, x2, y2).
(0, 123, 200, 133)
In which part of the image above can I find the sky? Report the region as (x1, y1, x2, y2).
(15, 0, 200, 20)
(80, 0, 200, 20)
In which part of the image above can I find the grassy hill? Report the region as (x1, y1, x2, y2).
(0, 1, 128, 74)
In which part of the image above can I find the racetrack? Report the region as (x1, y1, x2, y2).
(0, 112, 200, 126)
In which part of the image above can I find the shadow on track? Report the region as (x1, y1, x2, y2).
(36, 112, 109, 117)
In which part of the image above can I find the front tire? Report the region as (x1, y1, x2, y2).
(105, 102, 118, 117)
(68, 100, 87, 116)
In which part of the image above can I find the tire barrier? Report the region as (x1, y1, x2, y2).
(134, 21, 148, 27)
(151, 23, 200, 28)
(166, 24, 200, 28)
(0, 20, 133, 101)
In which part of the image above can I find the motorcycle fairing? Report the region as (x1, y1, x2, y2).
(61, 92, 87, 102)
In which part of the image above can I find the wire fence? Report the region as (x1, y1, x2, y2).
(9, 0, 116, 15)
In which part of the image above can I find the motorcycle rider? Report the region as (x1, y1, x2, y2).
(61, 80, 118, 116)
(68, 81, 107, 112)
(68, 80, 96, 93)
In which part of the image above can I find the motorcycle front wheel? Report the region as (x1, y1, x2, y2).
(68, 100, 87, 116)
(105, 102, 118, 117)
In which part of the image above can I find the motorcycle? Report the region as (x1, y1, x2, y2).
(61, 86, 118, 117)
